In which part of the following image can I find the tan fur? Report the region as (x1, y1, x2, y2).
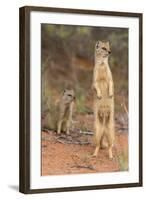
(92, 41, 115, 159)
(43, 89, 75, 134)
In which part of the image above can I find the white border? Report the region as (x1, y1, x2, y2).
(30, 11, 139, 189)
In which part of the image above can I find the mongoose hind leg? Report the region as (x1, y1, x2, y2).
(92, 124, 103, 157)
(106, 126, 114, 159)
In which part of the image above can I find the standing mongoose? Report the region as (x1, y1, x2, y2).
(92, 40, 115, 159)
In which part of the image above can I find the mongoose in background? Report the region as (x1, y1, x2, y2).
(92, 40, 115, 159)
(42, 89, 75, 135)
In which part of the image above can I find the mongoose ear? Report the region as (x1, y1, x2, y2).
(96, 40, 101, 49)
(95, 41, 99, 48)
(63, 89, 66, 94)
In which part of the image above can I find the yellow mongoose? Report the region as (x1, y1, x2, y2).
(42, 89, 75, 135)
(92, 41, 115, 159)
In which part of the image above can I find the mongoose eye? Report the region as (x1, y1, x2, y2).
(102, 47, 107, 51)
(68, 94, 72, 97)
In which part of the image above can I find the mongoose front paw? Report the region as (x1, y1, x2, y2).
(97, 95, 102, 100)
(109, 90, 113, 98)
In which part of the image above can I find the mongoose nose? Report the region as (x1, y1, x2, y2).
(73, 96, 76, 100)
(108, 50, 111, 54)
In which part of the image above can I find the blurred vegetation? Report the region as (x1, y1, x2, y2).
(41, 24, 128, 123)
(117, 148, 129, 171)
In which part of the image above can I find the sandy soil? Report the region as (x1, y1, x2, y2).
(41, 129, 128, 176)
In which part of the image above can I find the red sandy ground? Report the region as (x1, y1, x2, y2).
(41, 130, 128, 176)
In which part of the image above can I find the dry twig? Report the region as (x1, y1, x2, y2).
(79, 130, 94, 135)
(71, 165, 95, 170)
(56, 138, 91, 145)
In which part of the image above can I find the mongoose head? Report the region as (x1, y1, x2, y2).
(62, 89, 75, 104)
(95, 41, 111, 58)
